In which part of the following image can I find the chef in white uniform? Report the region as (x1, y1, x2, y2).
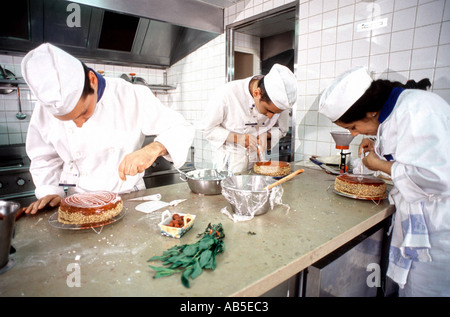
(201, 64, 297, 173)
(319, 66, 450, 296)
(22, 43, 194, 214)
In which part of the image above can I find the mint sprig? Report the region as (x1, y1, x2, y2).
(148, 223, 225, 288)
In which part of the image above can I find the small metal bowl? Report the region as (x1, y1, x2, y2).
(180, 169, 232, 195)
(221, 175, 277, 216)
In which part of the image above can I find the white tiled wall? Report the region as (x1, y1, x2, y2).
(171, 32, 261, 168)
(167, 35, 227, 168)
(197, 0, 449, 166)
(0, 54, 30, 145)
(167, 0, 295, 169)
(1, 0, 449, 171)
(296, 0, 450, 161)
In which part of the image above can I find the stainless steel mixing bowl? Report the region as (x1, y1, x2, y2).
(180, 169, 232, 195)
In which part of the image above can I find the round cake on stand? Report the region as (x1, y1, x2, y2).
(334, 174, 386, 199)
(58, 191, 123, 225)
(253, 161, 291, 177)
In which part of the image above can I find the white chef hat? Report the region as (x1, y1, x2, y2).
(21, 43, 84, 116)
(264, 63, 297, 110)
(318, 66, 373, 122)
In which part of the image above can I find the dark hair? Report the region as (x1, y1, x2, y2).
(80, 62, 95, 99)
(338, 78, 431, 123)
(258, 76, 272, 103)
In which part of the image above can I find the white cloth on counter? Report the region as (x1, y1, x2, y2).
(220, 207, 253, 222)
(134, 194, 186, 214)
(26, 77, 195, 199)
(136, 201, 170, 213)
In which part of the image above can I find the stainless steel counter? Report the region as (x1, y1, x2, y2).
(0, 165, 394, 296)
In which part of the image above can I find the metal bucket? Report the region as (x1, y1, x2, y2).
(180, 169, 232, 195)
(0, 200, 20, 273)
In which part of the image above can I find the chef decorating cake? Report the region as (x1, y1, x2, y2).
(20, 43, 194, 216)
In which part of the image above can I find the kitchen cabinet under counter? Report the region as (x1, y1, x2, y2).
(0, 166, 394, 297)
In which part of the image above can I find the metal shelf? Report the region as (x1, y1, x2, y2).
(0, 79, 26, 85)
(120, 73, 176, 91)
(146, 84, 176, 91)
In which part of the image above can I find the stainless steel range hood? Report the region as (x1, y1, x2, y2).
(0, 0, 224, 68)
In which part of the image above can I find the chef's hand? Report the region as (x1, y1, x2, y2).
(118, 141, 168, 181)
(257, 133, 268, 151)
(362, 151, 393, 176)
(227, 133, 258, 152)
(24, 194, 62, 215)
(256, 133, 269, 159)
(358, 138, 375, 157)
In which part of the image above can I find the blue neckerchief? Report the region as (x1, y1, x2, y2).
(89, 68, 106, 102)
(378, 87, 404, 123)
(378, 87, 404, 162)
(384, 154, 394, 161)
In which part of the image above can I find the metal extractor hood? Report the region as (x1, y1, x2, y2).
(0, 0, 224, 68)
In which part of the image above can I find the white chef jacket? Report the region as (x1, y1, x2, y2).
(374, 89, 450, 296)
(26, 78, 195, 198)
(201, 77, 290, 172)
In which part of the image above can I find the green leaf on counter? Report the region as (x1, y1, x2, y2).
(199, 249, 212, 268)
(148, 223, 225, 288)
(191, 259, 202, 279)
(149, 266, 178, 278)
(208, 255, 217, 270)
(199, 236, 214, 250)
(181, 267, 194, 288)
(148, 255, 166, 262)
(183, 244, 198, 256)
